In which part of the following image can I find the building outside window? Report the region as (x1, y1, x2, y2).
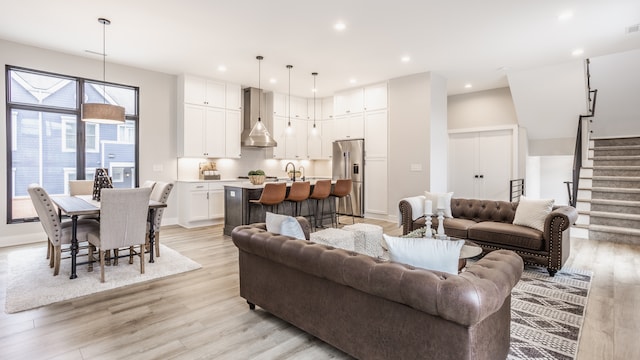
(5, 66, 139, 222)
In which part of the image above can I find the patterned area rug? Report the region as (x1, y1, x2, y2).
(509, 266, 592, 360)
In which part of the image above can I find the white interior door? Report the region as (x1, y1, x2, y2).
(478, 130, 513, 201)
(448, 132, 478, 199)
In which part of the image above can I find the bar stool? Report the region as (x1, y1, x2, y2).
(248, 182, 287, 224)
(331, 179, 354, 225)
(284, 181, 311, 217)
(308, 179, 333, 229)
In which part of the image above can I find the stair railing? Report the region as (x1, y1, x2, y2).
(510, 178, 525, 202)
(569, 58, 598, 207)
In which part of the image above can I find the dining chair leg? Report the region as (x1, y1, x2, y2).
(139, 244, 145, 275)
(88, 244, 94, 272)
(129, 246, 135, 264)
(155, 233, 161, 257)
(53, 247, 61, 276)
(100, 250, 106, 283)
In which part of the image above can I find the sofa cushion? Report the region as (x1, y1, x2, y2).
(468, 222, 544, 251)
(512, 196, 554, 232)
(382, 234, 464, 274)
(444, 218, 477, 239)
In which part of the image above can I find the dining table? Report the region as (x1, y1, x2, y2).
(51, 194, 167, 279)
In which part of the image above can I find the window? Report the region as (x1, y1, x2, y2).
(6, 66, 139, 223)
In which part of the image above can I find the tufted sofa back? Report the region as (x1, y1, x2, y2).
(450, 198, 518, 224)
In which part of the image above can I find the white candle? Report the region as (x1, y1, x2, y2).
(424, 200, 433, 216)
(437, 195, 445, 210)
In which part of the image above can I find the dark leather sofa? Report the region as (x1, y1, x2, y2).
(231, 219, 524, 360)
(400, 197, 578, 276)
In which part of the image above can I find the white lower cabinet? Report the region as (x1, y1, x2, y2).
(178, 181, 229, 228)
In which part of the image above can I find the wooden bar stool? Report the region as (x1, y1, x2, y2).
(331, 179, 354, 225)
(248, 182, 287, 224)
(284, 181, 311, 217)
(308, 179, 333, 229)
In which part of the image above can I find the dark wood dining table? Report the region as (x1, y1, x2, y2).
(51, 195, 167, 279)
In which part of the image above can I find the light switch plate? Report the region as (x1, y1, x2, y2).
(153, 164, 163, 172)
(410, 164, 422, 171)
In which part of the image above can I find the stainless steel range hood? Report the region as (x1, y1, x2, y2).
(241, 87, 277, 147)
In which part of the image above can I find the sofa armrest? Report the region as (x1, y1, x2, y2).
(543, 206, 578, 242)
(399, 200, 424, 235)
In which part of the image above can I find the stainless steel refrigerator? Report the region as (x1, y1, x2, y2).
(332, 139, 364, 217)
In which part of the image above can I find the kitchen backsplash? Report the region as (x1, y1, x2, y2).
(178, 148, 331, 180)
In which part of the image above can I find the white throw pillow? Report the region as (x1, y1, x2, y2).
(280, 216, 306, 240)
(424, 191, 454, 218)
(265, 212, 305, 240)
(382, 234, 464, 274)
(512, 196, 554, 232)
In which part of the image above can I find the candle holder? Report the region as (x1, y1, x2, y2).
(424, 213, 433, 238)
(436, 208, 446, 239)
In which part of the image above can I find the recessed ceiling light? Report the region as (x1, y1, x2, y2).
(401, 55, 411, 63)
(217, 65, 227, 72)
(558, 11, 574, 21)
(464, 84, 472, 89)
(572, 49, 584, 56)
(349, 78, 357, 84)
(269, 78, 277, 84)
(334, 22, 346, 31)
(311, 88, 317, 93)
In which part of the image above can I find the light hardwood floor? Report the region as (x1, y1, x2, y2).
(0, 218, 638, 359)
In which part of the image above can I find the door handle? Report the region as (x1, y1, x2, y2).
(479, 175, 484, 179)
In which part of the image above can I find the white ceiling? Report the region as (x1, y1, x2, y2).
(1, 0, 639, 98)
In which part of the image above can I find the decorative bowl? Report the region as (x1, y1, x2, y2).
(249, 175, 265, 185)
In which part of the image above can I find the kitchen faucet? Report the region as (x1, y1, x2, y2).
(299, 166, 305, 181)
(285, 162, 296, 181)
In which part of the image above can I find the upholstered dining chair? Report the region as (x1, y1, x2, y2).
(147, 181, 174, 257)
(141, 180, 156, 189)
(69, 180, 94, 196)
(331, 179, 355, 225)
(248, 182, 287, 224)
(87, 187, 152, 283)
(308, 179, 333, 229)
(28, 184, 100, 276)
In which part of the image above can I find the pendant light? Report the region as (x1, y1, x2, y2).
(312, 72, 318, 134)
(82, 18, 125, 124)
(241, 55, 277, 147)
(286, 65, 293, 132)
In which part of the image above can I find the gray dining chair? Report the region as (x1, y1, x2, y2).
(68, 180, 94, 196)
(147, 181, 174, 257)
(87, 187, 152, 283)
(27, 184, 100, 276)
(141, 180, 156, 189)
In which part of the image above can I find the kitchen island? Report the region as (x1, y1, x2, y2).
(223, 179, 333, 236)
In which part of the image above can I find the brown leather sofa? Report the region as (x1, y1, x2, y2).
(231, 219, 524, 360)
(399, 197, 578, 276)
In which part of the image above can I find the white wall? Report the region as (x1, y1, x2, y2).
(386, 72, 449, 221)
(590, 49, 640, 138)
(526, 156, 572, 206)
(448, 87, 518, 129)
(0, 39, 177, 247)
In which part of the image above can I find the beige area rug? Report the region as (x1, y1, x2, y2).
(4, 244, 201, 314)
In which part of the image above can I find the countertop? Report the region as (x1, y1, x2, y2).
(223, 178, 334, 190)
(177, 176, 331, 184)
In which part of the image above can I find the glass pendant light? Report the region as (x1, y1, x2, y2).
(82, 18, 125, 124)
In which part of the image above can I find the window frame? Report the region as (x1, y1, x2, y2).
(5, 65, 140, 224)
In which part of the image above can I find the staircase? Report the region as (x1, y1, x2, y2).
(574, 137, 640, 244)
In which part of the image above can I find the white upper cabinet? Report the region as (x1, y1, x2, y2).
(364, 83, 388, 111)
(290, 96, 307, 119)
(322, 97, 334, 119)
(183, 75, 225, 108)
(178, 74, 243, 158)
(272, 93, 288, 116)
(225, 83, 242, 111)
(364, 109, 388, 157)
(334, 88, 364, 116)
(307, 120, 323, 159)
(307, 98, 322, 121)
